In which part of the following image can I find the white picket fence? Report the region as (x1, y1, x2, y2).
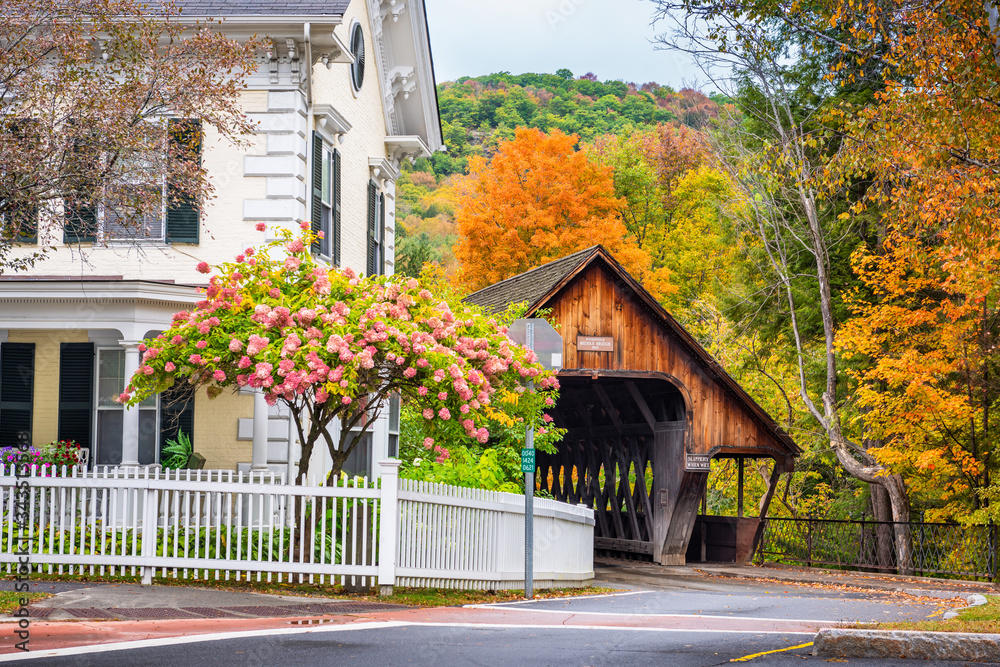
(396, 479, 594, 589)
(0, 461, 594, 591)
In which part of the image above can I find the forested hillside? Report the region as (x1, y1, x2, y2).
(393, 71, 727, 278)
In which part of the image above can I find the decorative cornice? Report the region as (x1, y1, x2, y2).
(369, 157, 399, 184)
(316, 27, 355, 67)
(313, 104, 352, 143)
(385, 135, 430, 164)
(0, 280, 202, 305)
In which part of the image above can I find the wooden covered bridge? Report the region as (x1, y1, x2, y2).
(467, 246, 800, 565)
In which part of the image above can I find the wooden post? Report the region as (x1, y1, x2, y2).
(737, 457, 744, 519)
(377, 459, 400, 597)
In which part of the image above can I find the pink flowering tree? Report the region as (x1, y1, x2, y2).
(121, 224, 559, 485)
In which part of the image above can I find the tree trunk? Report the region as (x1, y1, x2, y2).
(869, 483, 895, 571)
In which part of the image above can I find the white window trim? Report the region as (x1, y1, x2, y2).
(93, 347, 160, 465)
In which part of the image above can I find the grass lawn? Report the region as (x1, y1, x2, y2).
(4, 572, 614, 607)
(870, 595, 1000, 634)
(0, 591, 50, 614)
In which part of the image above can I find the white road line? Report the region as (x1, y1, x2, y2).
(0, 620, 817, 660)
(464, 589, 647, 607)
(464, 604, 850, 625)
(405, 621, 817, 636)
(0, 621, 409, 662)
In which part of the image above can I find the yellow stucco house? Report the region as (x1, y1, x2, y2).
(0, 0, 443, 483)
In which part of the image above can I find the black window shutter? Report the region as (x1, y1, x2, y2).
(63, 120, 97, 243)
(166, 119, 202, 244)
(63, 198, 96, 243)
(159, 385, 195, 457)
(379, 192, 386, 275)
(7, 121, 38, 244)
(367, 181, 377, 276)
(0, 343, 34, 445)
(333, 148, 342, 265)
(311, 132, 323, 254)
(58, 343, 94, 451)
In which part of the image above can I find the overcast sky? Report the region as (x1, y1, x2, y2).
(423, 0, 701, 88)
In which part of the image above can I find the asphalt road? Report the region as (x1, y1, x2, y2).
(13, 623, 999, 666)
(491, 586, 944, 623)
(10, 581, 985, 666)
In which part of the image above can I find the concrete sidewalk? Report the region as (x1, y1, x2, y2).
(3, 582, 410, 622)
(594, 557, 999, 599)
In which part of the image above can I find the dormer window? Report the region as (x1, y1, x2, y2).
(350, 22, 365, 92)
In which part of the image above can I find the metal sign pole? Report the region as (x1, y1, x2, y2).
(508, 318, 561, 601)
(524, 321, 535, 600)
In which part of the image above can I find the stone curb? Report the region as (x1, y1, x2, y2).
(812, 628, 1000, 662)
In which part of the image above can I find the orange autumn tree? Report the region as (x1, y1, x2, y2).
(454, 127, 671, 297)
(840, 221, 1000, 522)
(833, 0, 1000, 521)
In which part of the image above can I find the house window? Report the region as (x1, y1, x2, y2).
(388, 393, 400, 458)
(350, 22, 365, 92)
(101, 182, 166, 243)
(342, 431, 372, 478)
(310, 132, 341, 262)
(366, 181, 385, 276)
(94, 348, 158, 465)
(62, 118, 201, 245)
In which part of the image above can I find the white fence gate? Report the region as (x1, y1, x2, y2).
(0, 460, 594, 592)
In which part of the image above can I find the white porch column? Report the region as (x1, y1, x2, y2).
(252, 389, 269, 471)
(119, 340, 142, 466)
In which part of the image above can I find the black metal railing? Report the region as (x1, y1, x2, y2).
(757, 517, 999, 581)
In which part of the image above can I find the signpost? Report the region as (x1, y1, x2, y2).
(507, 318, 562, 599)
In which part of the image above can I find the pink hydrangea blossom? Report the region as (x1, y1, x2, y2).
(341, 396, 352, 405)
(213, 370, 226, 382)
(422, 408, 434, 419)
(438, 391, 447, 401)
(255, 222, 266, 232)
(438, 408, 451, 420)
(286, 239, 304, 253)
(164, 362, 176, 372)
(418, 386, 428, 396)
(247, 334, 269, 356)
(404, 367, 417, 378)
(188, 354, 203, 364)
(195, 340, 208, 349)
(196, 261, 211, 274)
(423, 437, 434, 449)
(238, 356, 252, 369)
(229, 338, 243, 352)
